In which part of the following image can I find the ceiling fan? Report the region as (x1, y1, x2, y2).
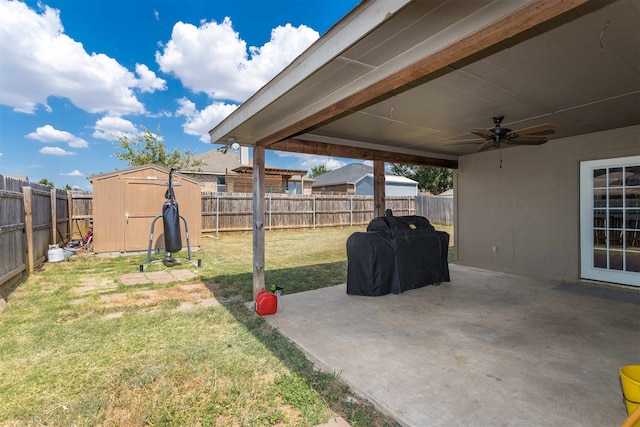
(456, 115, 555, 152)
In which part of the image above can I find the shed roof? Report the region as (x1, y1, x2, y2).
(382, 175, 417, 185)
(88, 164, 199, 185)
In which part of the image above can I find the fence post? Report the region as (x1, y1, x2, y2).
(215, 192, 219, 235)
(67, 190, 73, 241)
(23, 186, 35, 274)
(268, 192, 272, 231)
(350, 196, 353, 226)
(50, 188, 56, 245)
(312, 195, 316, 229)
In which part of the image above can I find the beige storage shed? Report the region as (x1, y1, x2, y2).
(89, 165, 201, 253)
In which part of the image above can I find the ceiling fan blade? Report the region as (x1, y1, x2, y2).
(477, 140, 495, 152)
(514, 123, 555, 135)
(471, 128, 493, 138)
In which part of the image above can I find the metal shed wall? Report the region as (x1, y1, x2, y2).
(90, 165, 201, 253)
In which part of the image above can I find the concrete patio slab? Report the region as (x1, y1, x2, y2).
(263, 264, 639, 426)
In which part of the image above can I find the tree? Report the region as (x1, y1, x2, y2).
(63, 184, 73, 190)
(391, 164, 453, 195)
(114, 127, 203, 171)
(38, 178, 54, 187)
(309, 164, 331, 178)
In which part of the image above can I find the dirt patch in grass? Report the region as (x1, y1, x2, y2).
(72, 277, 117, 294)
(97, 282, 217, 311)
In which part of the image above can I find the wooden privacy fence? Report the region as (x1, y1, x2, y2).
(0, 175, 92, 291)
(415, 194, 454, 226)
(1, 185, 452, 288)
(202, 193, 416, 233)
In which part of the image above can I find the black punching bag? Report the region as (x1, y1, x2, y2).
(163, 199, 182, 253)
(163, 168, 182, 253)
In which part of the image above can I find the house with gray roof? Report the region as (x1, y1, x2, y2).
(312, 163, 417, 196)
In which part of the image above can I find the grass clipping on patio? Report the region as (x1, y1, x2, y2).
(0, 226, 451, 425)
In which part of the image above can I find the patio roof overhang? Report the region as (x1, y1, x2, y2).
(207, 0, 640, 296)
(209, 0, 639, 167)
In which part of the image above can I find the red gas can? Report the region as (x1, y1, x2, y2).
(255, 289, 278, 315)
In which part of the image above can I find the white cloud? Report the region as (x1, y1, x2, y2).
(26, 124, 88, 148)
(0, 0, 159, 115)
(156, 18, 318, 102)
(275, 151, 347, 171)
(39, 146, 76, 156)
(92, 116, 138, 140)
(135, 63, 167, 93)
(176, 97, 238, 142)
(61, 169, 83, 176)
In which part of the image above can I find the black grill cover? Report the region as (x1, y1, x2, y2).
(347, 212, 450, 296)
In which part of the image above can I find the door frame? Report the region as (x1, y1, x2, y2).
(580, 155, 640, 286)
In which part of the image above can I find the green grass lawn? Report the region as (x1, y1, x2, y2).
(0, 225, 452, 426)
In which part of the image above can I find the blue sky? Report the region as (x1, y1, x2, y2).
(0, 0, 361, 189)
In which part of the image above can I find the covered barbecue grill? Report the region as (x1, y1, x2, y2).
(347, 210, 450, 296)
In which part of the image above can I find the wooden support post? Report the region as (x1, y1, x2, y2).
(23, 186, 34, 274)
(373, 160, 386, 218)
(50, 188, 57, 245)
(253, 145, 266, 299)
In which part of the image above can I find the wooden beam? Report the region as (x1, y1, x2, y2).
(373, 160, 385, 218)
(270, 139, 458, 169)
(252, 145, 266, 300)
(256, 0, 587, 148)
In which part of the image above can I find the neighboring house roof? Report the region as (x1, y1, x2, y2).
(312, 163, 373, 187)
(186, 149, 294, 175)
(439, 189, 454, 197)
(312, 163, 417, 187)
(189, 150, 244, 174)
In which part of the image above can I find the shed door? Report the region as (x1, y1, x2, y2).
(580, 156, 640, 286)
(124, 178, 168, 252)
